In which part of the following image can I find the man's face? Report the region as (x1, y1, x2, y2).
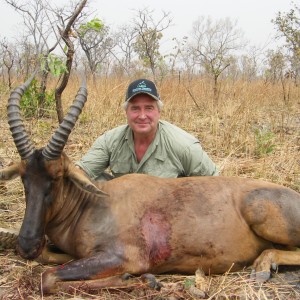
(126, 94, 160, 136)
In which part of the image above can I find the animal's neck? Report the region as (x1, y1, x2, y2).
(46, 178, 108, 256)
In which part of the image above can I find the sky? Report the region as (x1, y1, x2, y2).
(90, 0, 292, 47)
(0, 0, 294, 52)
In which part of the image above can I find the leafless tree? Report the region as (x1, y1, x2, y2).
(132, 8, 172, 81)
(53, 0, 88, 122)
(114, 24, 138, 76)
(188, 16, 245, 108)
(4, 0, 53, 64)
(5, 0, 56, 113)
(78, 21, 115, 81)
(0, 40, 16, 89)
(167, 36, 188, 77)
(239, 46, 264, 81)
(5, 0, 89, 122)
(264, 49, 287, 84)
(264, 49, 294, 104)
(178, 38, 198, 82)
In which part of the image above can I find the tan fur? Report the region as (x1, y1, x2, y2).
(2, 155, 300, 293)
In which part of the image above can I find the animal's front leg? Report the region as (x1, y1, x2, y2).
(36, 245, 74, 265)
(41, 252, 127, 294)
(251, 249, 300, 282)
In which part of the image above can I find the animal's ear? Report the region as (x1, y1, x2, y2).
(0, 163, 20, 181)
(67, 166, 108, 197)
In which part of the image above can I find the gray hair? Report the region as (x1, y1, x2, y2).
(123, 99, 163, 111)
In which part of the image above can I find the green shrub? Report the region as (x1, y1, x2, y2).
(20, 79, 55, 118)
(253, 126, 276, 157)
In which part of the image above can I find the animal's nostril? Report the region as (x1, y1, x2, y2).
(17, 235, 44, 259)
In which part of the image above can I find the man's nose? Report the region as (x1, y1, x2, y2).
(138, 110, 147, 118)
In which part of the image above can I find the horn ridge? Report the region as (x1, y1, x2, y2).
(7, 73, 37, 160)
(42, 86, 88, 160)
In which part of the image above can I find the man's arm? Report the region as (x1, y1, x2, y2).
(75, 135, 110, 180)
(181, 142, 219, 176)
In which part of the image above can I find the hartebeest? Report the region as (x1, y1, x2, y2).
(1, 75, 300, 294)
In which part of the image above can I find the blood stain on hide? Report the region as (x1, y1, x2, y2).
(141, 210, 171, 266)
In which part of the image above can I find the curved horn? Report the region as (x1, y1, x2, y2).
(42, 82, 88, 160)
(7, 73, 36, 160)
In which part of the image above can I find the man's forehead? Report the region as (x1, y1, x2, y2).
(129, 95, 157, 105)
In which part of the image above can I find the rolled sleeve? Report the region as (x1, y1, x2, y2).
(76, 135, 110, 179)
(182, 142, 219, 176)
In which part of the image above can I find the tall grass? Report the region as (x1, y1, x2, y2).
(0, 74, 299, 185)
(68, 75, 299, 188)
(0, 74, 300, 299)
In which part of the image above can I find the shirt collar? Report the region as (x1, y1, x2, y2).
(125, 122, 165, 165)
(153, 122, 165, 161)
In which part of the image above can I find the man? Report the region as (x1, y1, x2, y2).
(76, 79, 218, 179)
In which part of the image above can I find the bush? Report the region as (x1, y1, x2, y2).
(20, 79, 55, 118)
(253, 126, 276, 157)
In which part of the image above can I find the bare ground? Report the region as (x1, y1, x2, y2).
(1, 77, 300, 299)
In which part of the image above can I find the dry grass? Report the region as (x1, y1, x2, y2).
(0, 74, 300, 299)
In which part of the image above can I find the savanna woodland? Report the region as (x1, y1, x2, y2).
(0, 0, 300, 299)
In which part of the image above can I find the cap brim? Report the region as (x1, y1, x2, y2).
(126, 92, 160, 102)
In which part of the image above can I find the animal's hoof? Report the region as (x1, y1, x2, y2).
(271, 262, 277, 271)
(250, 269, 271, 282)
(141, 273, 163, 290)
(41, 269, 58, 294)
(122, 273, 134, 280)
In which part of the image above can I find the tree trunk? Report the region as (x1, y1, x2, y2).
(38, 69, 49, 117)
(213, 74, 219, 111)
(55, 0, 88, 123)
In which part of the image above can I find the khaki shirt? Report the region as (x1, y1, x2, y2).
(76, 120, 218, 179)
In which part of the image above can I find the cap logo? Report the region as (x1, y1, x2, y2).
(132, 81, 152, 93)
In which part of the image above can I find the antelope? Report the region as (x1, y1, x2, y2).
(1, 75, 300, 294)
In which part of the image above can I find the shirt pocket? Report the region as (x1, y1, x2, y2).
(143, 157, 183, 178)
(110, 152, 133, 177)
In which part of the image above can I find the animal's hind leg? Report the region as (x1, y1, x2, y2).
(243, 189, 300, 281)
(251, 249, 300, 282)
(242, 191, 300, 246)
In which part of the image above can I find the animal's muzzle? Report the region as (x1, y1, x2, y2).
(17, 235, 45, 259)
